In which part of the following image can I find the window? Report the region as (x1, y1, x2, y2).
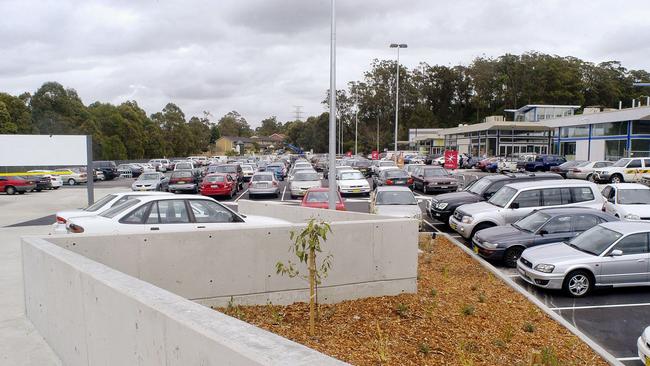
(628, 159, 642, 168)
(153, 200, 190, 224)
(560, 126, 588, 138)
(572, 215, 602, 232)
(512, 189, 541, 208)
(570, 187, 595, 203)
(611, 233, 649, 255)
(85, 194, 117, 212)
(631, 140, 650, 158)
(560, 142, 576, 158)
(593, 162, 611, 168)
(542, 188, 571, 206)
(593, 122, 627, 136)
(605, 140, 627, 161)
(189, 200, 239, 223)
(122, 203, 152, 224)
(632, 120, 650, 135)
(543, 216, 572, 234)
(601, 186, 612, 200)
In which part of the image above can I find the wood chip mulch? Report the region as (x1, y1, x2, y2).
(216, 235, 608, 365)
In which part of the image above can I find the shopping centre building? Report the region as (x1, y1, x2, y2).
(410, 104, 650, 161)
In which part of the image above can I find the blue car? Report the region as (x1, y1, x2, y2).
(266, 165, 284, 181)
(524, 155, 566, 172)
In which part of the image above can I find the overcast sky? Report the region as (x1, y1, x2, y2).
(1, 0, 649, 127)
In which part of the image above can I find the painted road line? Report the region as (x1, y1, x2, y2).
(234, 189, 249, 202)
(550, 303, 650, 311)
(281, 186, 287, 201)
(616, 357, 640, 362)
(423, 219, 442, 233)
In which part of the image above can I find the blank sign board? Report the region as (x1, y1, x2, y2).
(0, 134, 88, 166)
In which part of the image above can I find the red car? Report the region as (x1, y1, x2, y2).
(301, 187, 346, 211)
(0, 176, 36, 195)
(200, 173, 238, 198)
(476, 157, 498, 172)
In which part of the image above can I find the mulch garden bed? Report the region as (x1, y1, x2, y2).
(216, 235, 607, 365)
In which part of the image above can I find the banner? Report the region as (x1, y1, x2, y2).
(346, 151, 352, 157)
(444, 150, 458, 169)
(371, 150, 379, 160)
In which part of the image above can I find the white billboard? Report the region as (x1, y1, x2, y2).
(0, 134, 88, 166)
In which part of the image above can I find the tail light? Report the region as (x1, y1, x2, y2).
(68, 224, 84, 233)
(273, 181, 278, 186)
(386, 179, 394, 185)
(572, 169, 581, 172)
(407, 178, 414, 184)
(80, 174, 87, 178)
(56, 216, 66, 224)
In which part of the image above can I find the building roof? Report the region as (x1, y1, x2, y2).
(543, 106, 650, 128)
(504, 104, 581, 114)
(439, 121, 550, 136)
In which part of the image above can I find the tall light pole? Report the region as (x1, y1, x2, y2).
(390, 43, 407, 161)
(328, 0, 337, 210)
(354, 93, 358, 156)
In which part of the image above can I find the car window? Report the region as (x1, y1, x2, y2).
(100, 199, 141, 218)
(628, 159, 642, 168)
(189, 200, 239, 223)
(570, 187, 595, 203)
(122, 203, 152, 224)
(601, 186, 612, 199)
(542, 188, 571, 206)
(645, 159, 650, 167)
(611, 233, 649, 255)
(484, 181, 506, 197)
(572, 215, 602, 232)
(152, 200, 191, 224)
(542, 216, 572, 234)
(85, 194, 117, 212)
(512, 189, 541, 208)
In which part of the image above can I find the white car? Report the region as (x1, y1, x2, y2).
(54, 168, 88, 185)
(27, 170, 63, 188)
(52, 191, 172, 234)
(601, 183, 650, 220)
(64, 195, 290, 235)
(241, 164, 255, 181)
(593, 157, 650, 183)
(565, 161, 613, 181)
(370, 186, 422, 223)
(289, 170, 321, 198)
(372, 160, 397, 175)
(336, 169, 370, 195)
(639, 326, 650, 365)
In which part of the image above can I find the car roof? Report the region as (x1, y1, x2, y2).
(606, 183, 648, 189)
(600, 220, 650, 233)
(505, 179, 592, 190)
(375, 186, 413, 192)
(127, 194, 216, 203)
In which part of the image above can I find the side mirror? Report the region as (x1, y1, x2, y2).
(510, 202, 520, 209)
(610, 249, 623, 257)
(608, 197, 615, 203)
(538, 229, 548, 236)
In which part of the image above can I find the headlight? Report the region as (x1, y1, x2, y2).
(624, 213, 641, 220)
(461, 215, 473, 224)
(436, 202, 449, 210)
(481, 241, 498, 249)
(534, 264, 555, 273)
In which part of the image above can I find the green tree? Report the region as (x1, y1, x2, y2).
(217, 111, 252, 137)
(0, 93, 33, 133)
(101, 135, 128, 160)
(209, 124, 220, 144)
(0, 101, 18, 133)
(255, 116, 282, 136)
(188, 116, 211, 152)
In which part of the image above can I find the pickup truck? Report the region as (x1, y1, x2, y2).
(524, 155, 566, 172)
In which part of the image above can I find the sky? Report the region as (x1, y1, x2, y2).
(1, 0, 649, 127)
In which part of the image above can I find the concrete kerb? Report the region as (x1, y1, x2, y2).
(438, 233, 623, 366)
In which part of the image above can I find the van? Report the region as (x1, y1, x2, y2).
(449, 180, 605, 240)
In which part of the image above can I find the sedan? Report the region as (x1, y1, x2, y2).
(373, 168, 413, 188)
(27, 170, 63, 189)
(200, 173, 237, 198)
(131, 172, 169, 191)
(473, 208, 617, 267)
(518, 221, 650, 297)
(169, 171, 200, 194)
(412, 166, 458, 194)
(337, 169, 371, 195)
(301, 187, 346, 211)
(370, 186, 422, 224)
(566, 161, 613, 181)
(601, 183, 650, 220)
(289, 170, 321, 198)
(54, 168, 88, 185)
(248, 172, 280, 198)
(0, 176, 36, 195)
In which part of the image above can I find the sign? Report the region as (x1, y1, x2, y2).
(444, 150, 458, 169)
(371, 150, 379, 160)
(0, 135, 88, 166)
(346, 151, 352, 158)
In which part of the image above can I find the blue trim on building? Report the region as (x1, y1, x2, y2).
(587, 124, 592, 160)
(627, 120, 632, 158)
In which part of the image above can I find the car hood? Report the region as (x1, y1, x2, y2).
(614, 204, 650, 217)
(433, 191, 482, 205)
(456, 201, 499, 216)
(521, 242, 588, 265)
(375, 204, 421, 218)
(474, 225, 534, 245)
(291, 180, 321, 189)
(338, 179, 369, 187)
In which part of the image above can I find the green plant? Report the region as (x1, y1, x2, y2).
(522, 322, 536, 333)
(373, 323, 390, 364)
(226, 296, 244, 320)
(500, 325, 515, 343)
(540, 346, 559, 366)
(418, 342, 431, 356)
(276, 219, 333, 336)
(461, 304, 475, 316)
(441, 265, 449, 279)
(478, 293, 486, 303)
(430, 288, 437, 297)
(395, 303, 409, 317)
(493, 339, 506, 348)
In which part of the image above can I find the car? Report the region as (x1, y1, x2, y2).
(565, 161, 613, 181)
(266, 164, 285, 181)
(54, 168, 88, 185)
(174, 161, 195, 172)
(371, 160, 397, 175)
(524, 155, 567, 172)
(373, 168, 413, 189)
(27, 170, 63, 189)
(638, 327, 650, 365)
(241, 164, 255, 182)
(549, 160, 587, 178)
(93, 161, 118, 180)
(0, 176, 36, 195)
(428, 172, 563, 224)
(301, 187, 346, 211)
(200, 173, 238, 198)
(411, 166, 458, 194)
(517, 221, 650, 297)
(496, 158, 518, 173)
(370, 186, 422, 224)
(449, 180, 605, 240)
(593, 157, 650, 184)
(476, 157, 497, 172)
(131, 172, 169, 191)
(94, 169, 105, 181)
(403, 163, 425, 177)
(473, 208, 617, 267)
(52, 191, 172, 233)
(30, 174, 52, 191)
(350, 159, 372, 177)
(187, 156, 209, 166)
(208, 164, 244, 189)
(289, 170, 321, 198)
(288, 166, 316, 182)
(601, 183, 650, 220)
(64, 195, 290, 235)
(336, 169, 371, 195)
(117, 164, 137, 177)
(148, 159, 171, 172)
(168, 171, 200, 194)
(248, 172, 280, 198)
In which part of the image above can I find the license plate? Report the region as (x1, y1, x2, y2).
(259, 183, 268, 188)
(450, 222, 457, 230)
(645, 356, 650, 366)
(352, 189, 360, 193)
(439, 186, 447, 189)
(473, 246, 479, 254)
(178, 181, 185, 184)
(211, 185, 219, 188)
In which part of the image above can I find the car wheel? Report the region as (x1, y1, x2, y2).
(563, 270, 593, 297)
(6, 186, 16, 195)
(503, 246, 524, 268)
(18, 191, 25, 195)
(68, 178, 76, 185)
(53, 187, 59, 190)
(586, 174, 594, 182)
(610, 174, 623, 184)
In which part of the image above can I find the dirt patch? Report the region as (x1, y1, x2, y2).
(217, 235, 607, 365)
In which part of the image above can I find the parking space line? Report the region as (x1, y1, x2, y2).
(617, 356, 640, 361)
(281, 186, 286, 201)
(550, 303, 650, 311)
(423, 219, 442, 233)
(234, 189, 248, 202)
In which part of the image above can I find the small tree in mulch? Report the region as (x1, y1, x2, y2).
(276, 218, 333, 336)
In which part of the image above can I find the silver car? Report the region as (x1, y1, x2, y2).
(518, 221, 650, 297)
(248, 172, 280, 198)
(131, 172, 169, 191)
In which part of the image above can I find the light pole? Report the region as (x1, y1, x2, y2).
(328, 0, 337, 210)
(390, 43, 407, 161)
(354, 93, 358, 156)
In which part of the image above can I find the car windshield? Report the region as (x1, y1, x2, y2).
(139, 173, 160, 180)
(215, 165, 237, 173)
(385, 170, 408, 178)
(376, 191, 417, 205)
(612, 158, 630, 167)
(176, 163, 192, 169)
(353, 160, 371, 168)
(205, 175, 225, 183)
(242, 166, 254, 171)
(618, 189, 650, 204)
(576, 161, 591, 167)
(252, 174, 273, 182)
(466, 178, 492, 195)
(380, 161, 396, 167)
(424, 168, 448, 177)
(306, 191, 340, 203)
(340, 171, 364, 180)
(172, 171, 192, 178)
(513, 211, 550, 233)
(84, 194, 116, 212)
(99, 199, 141, 218)
(567, 226, 623, 255)
(294, 172, 319, 181)
(488, 186, 517, 208)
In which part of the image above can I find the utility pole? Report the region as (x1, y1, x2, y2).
(390, 43, 407, 161)
(292, 105, 304, 122)
(328, 0, 337, 210)
(354, 94, 358, 156)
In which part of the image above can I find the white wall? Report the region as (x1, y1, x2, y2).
(589, 139, 606, 161)
(0, 135, 87, 166)
(238, 200, 382, 223)
(22, 237, 347, 366)
(575, 140, 590, 160)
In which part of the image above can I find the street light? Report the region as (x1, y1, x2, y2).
(354, 93, 358, 156)
(328, 0, 337, 210)
(390, 43, 407, 161)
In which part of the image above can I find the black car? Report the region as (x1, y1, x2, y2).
(427, 172, 562, 224)
(350, 159, 372, 177)
(30, 175, 52, 191)
(373, 169, 412, 188)
(472, 207, 617, 267)
(93, 161, 118, 180)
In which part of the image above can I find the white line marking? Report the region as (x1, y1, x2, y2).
(550, 303, 650, 311)
(234, 189, 248, 202)
(281, 186, 286, 201)
(616, 356, 641, 361)
(423, 219, 442, 233)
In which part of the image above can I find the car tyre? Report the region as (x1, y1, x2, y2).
(503, 246, 524, 268)
(563, 270, 593, 297)
(18, 191, 25, 195)
(68, 178, 76, 185)
(586, 174, 594, 182)
(6, 186, 16, 195)
(610, 174, 623, 184)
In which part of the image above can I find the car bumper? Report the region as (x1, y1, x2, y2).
(132, 186, 157, 191)
(427, 184, 458, 192)
(290, 188, 311, 196)
(638, 336, 650, 363)
(471, 238, 506, 261)
(339, 187, 370, 194)
(249, 187, 279, 195)
(428, 208, 452, 222)
(565, 172, 588, 180)
(448, 216, 474, 239)
(516, 262, 564, 290)
(169, 184, 196, 191)
(592, 172, 611, 183)
(201, 187, 232, 195)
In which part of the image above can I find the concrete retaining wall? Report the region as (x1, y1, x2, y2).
(22, 236, 347, 366)
(237, 200, 383, 223)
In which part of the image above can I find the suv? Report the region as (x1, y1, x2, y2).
(524, 155, 566, 172)
(593, 158, 650, 183)
(449, 180, 604, 240)
(428, 172, 562, 224)
(93, 161, 118, 180)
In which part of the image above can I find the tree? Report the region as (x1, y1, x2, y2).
(30, 82, 91, 134)
(255, 116, 282, 136)
(276, 219, 333, 336)
(0, 101, 18, 133)
(217, 111, 252, 137)
(188, 116, 211, 152)
(0, 93, 33, 133)
(209, 124, 220, 144)
(101, 135, 127, 160)
(152, 103, 193, 156)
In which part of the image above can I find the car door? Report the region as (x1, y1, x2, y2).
(534, 215, 573, 245)
(505, 189, 542, 223)
(601, 186, 617, 215)
(187, 199, 241, 229)
(624, 159, 642, 181)
(600, 232, 650, 284)
(143, 200, 195, 232)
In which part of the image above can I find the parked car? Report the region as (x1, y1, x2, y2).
(248, 172, 280, 198)
(403, 163, 425, 177)
(117, 164, 136, 177)
(301, 187, 346, 211)
(30, 175, 53, 191)
(241, 164, 255, 182)
(524, 155, 567, 172)
(131, 172, 169, 191)
(53, 168, 88, 185)
(473, 207, 617, 267)
(428, 172, 562, 224)
(149, 159, 170, 172)
(565, 161, 613, 181)
(27, 170, 63, 189)
(0, 176, 36, 195)
(373, 168, 413, 189)
(267, 163, 287, 179)
(64, 195, 290, 234)
(350, 159, 372, 177)
(174, 161, 195, 172)
(449, 180, 605, 240)
(593, 157, 650, 183)
(52, 191, 172, 233)
(412, 166, 458, 194)
(289, 170, 321, 199)
(209, 164, 244, 189)
(476, 158, 498, 172)
(638, 327, 650, 365)
(549, 160, 587, 178)
(199, 173, 238, 198)
(168, 171, 200, 193)
(496, 158, 518, 173)
(516, 154, 537, 171)
(336, 169, 371, 195)
(370, 186, 422, 224)
(517, 221, 650, 297)
(93, 161, 118, 180)
(601, 183, 650, 220)
(371, 160, 397, 175)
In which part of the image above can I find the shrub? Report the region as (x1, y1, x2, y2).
(461, 304, 475, 316)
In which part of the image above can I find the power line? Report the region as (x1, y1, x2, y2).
(292, 105, 304, 121)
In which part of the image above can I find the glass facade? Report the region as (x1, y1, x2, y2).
(632, 120, 650, 135)
(560, 126, 589, 138)
(605, 140, 627, 161)
(592, 121, 627, 137)
(560, 142, 576, 159)
(631, 139, 650, 157)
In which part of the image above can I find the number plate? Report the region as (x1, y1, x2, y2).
(178, 181, 185, 184)
(259, 183, 268, 188)
(439, 186, 447, 189)
(473, 246, 479, 254)
(450, 222, 457, 230)
(211, 185, 219, 188)
(646, 356, 650, 366)
(352, 189, 360, 193)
